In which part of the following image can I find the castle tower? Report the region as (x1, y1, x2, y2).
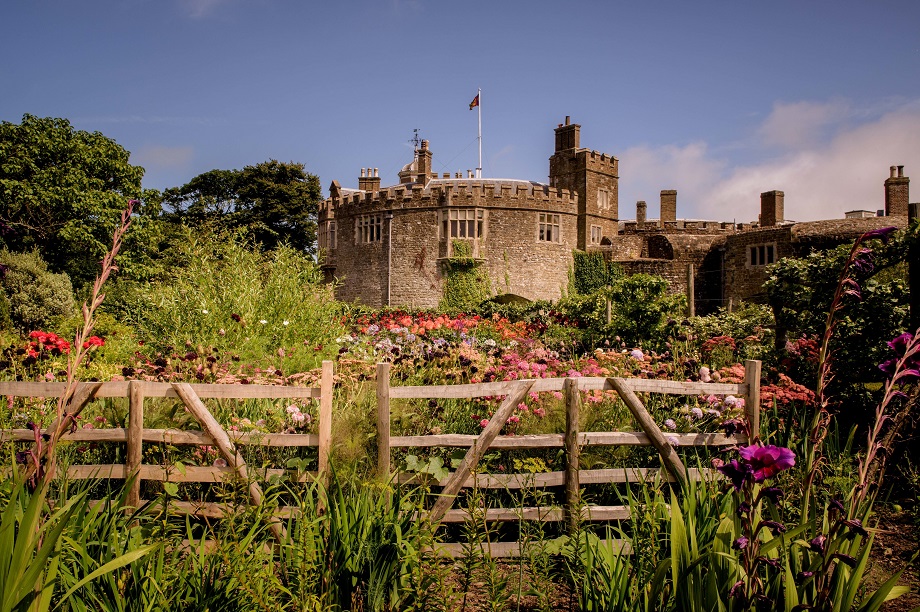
(885, 165, 909, 216)
(760, 190, 784, 227)
(548, 116, 619, 249)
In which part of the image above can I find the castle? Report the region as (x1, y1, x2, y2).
(318, 118, 912, 312)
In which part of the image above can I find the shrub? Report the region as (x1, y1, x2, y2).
(0, 249, 74, 331)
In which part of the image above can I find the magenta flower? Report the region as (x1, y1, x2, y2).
(738, 445, 795, 482)
(716, 458, 752, 491)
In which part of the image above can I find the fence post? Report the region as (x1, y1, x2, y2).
(744, 360, 762, 441)
(127, 380, 144, 508)
(376, 362, 391, 480)
(563, 378, 581, 533)
(318, 360, 333, 483)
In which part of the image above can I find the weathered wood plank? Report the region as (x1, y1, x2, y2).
(377, 362, 391, 479)
(609, 377, 687, 486)
(440, 505, 630, 523)
(60, 464, 319, 483)
(127, 380, 144, 507)
(564, 377, 581, 532)
(744, 360, 761, 440)
(0, 380, 321, 399)
(430, 539, 632, 558)
(172, 383, 285, 542)
(318, 360, 333, 478)
(388, 431, 746, 449)
(397, 467, 719, 489)
(0, 428, 319, 446)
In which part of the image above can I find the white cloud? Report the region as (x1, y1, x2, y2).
(132, 145, 194, 170)
(757, 99, 852, 149)
(619, 100, 920, 223)
(179, 0, 228, 18)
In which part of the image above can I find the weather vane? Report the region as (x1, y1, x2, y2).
(409, 129, 422, 151)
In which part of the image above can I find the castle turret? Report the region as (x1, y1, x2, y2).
(760, 190, 784, 227)
(885, 165, 909, 216)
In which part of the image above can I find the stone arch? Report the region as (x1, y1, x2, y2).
(646, 235, 675, 260)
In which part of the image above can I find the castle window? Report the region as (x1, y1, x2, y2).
(319, 220, 336, 251)
(538, 213, 561, 243)
(357, 214, 382, 243)
(442, 208, 485, 239)
(590, 225, 602, 245)
(748, 243, 776, 267)
(597, 189, 610, 211)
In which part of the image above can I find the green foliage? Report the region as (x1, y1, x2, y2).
(764, 234, 910, 415)
(0, 249, 74, 331)
(571, 250, 621, 295)
(560, 273, 685, 349)
(111, 228, 344, 372)
(0, 115, 158, 288)
(440, 240, 492, 312)
(163, 160, 321, 254)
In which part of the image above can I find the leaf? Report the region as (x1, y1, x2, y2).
(162, 482, 179, 497)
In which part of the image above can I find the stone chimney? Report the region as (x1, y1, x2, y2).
(554, 115, 581, 152)
(760, 190, 784, 227)
(357, 168, 381, 192)
(636, 201, 647, 229)
(417, 140, 432, 182)
(660, 190, 677, 226)
(885, 165, 909, 216)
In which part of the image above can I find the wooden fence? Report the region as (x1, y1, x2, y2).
(377, 360, 760, 556)
(1, 359, 761, 555)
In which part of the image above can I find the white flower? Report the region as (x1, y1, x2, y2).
(664, 418, 677, 430)
(286, 404, 300, 414)
(259, 319, 267, 325)
(666, 436, 680, 447)
(291, 411, 306, 423)
(690, 407, 704, 420)
(283, 320, 290, 326)
(202, 309, 209, 314)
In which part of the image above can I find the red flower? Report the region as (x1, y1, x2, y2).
(82, 336, 105, 349)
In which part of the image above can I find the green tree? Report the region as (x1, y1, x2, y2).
(0, 115, 155, 287)
(162, 160, 321, 254)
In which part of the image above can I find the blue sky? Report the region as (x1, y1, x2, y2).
(3, 0, 919, 222)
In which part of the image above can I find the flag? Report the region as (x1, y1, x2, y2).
(469, 94, 479, 110)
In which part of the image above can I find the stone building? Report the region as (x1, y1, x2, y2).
(318, 119, 912, 312)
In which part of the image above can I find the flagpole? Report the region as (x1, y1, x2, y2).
(477, 88, 482, 178)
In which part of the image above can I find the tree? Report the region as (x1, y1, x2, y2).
(162, 160, 321, 254)
(0, 114, 157, 287)
(0, 249, 74, 331)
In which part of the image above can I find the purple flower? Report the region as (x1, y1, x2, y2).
(829, 498, 845, 513)
(888, 332, 914, 355)
(728, 580, 746, 599)
(738, 445, 795, 482)
(759, 520, 787, 534)
(832, 552, 857, 567)
(810, 534, 827, 553)
(758, 486, 784, 504)
(717, 459, 752, 491)
(798, 571, 815, 579)
(737, 501, 752, 517)
(733, 536, 749, 550)
(840, 518, 868, 537)
(862, 226, 897, 244)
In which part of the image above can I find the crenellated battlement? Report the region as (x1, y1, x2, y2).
(582, 149, 619, 174)
(322, 180, 578, 219)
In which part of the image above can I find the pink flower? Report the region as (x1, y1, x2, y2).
(479, 419, 489, 427)
(738, 445, 795, 482)
(532, 407, 546, 418)
(213, 458, 228, 468)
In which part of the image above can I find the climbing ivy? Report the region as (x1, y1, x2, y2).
(571, 250, 620, 295)
(440, 240, 492, 312)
